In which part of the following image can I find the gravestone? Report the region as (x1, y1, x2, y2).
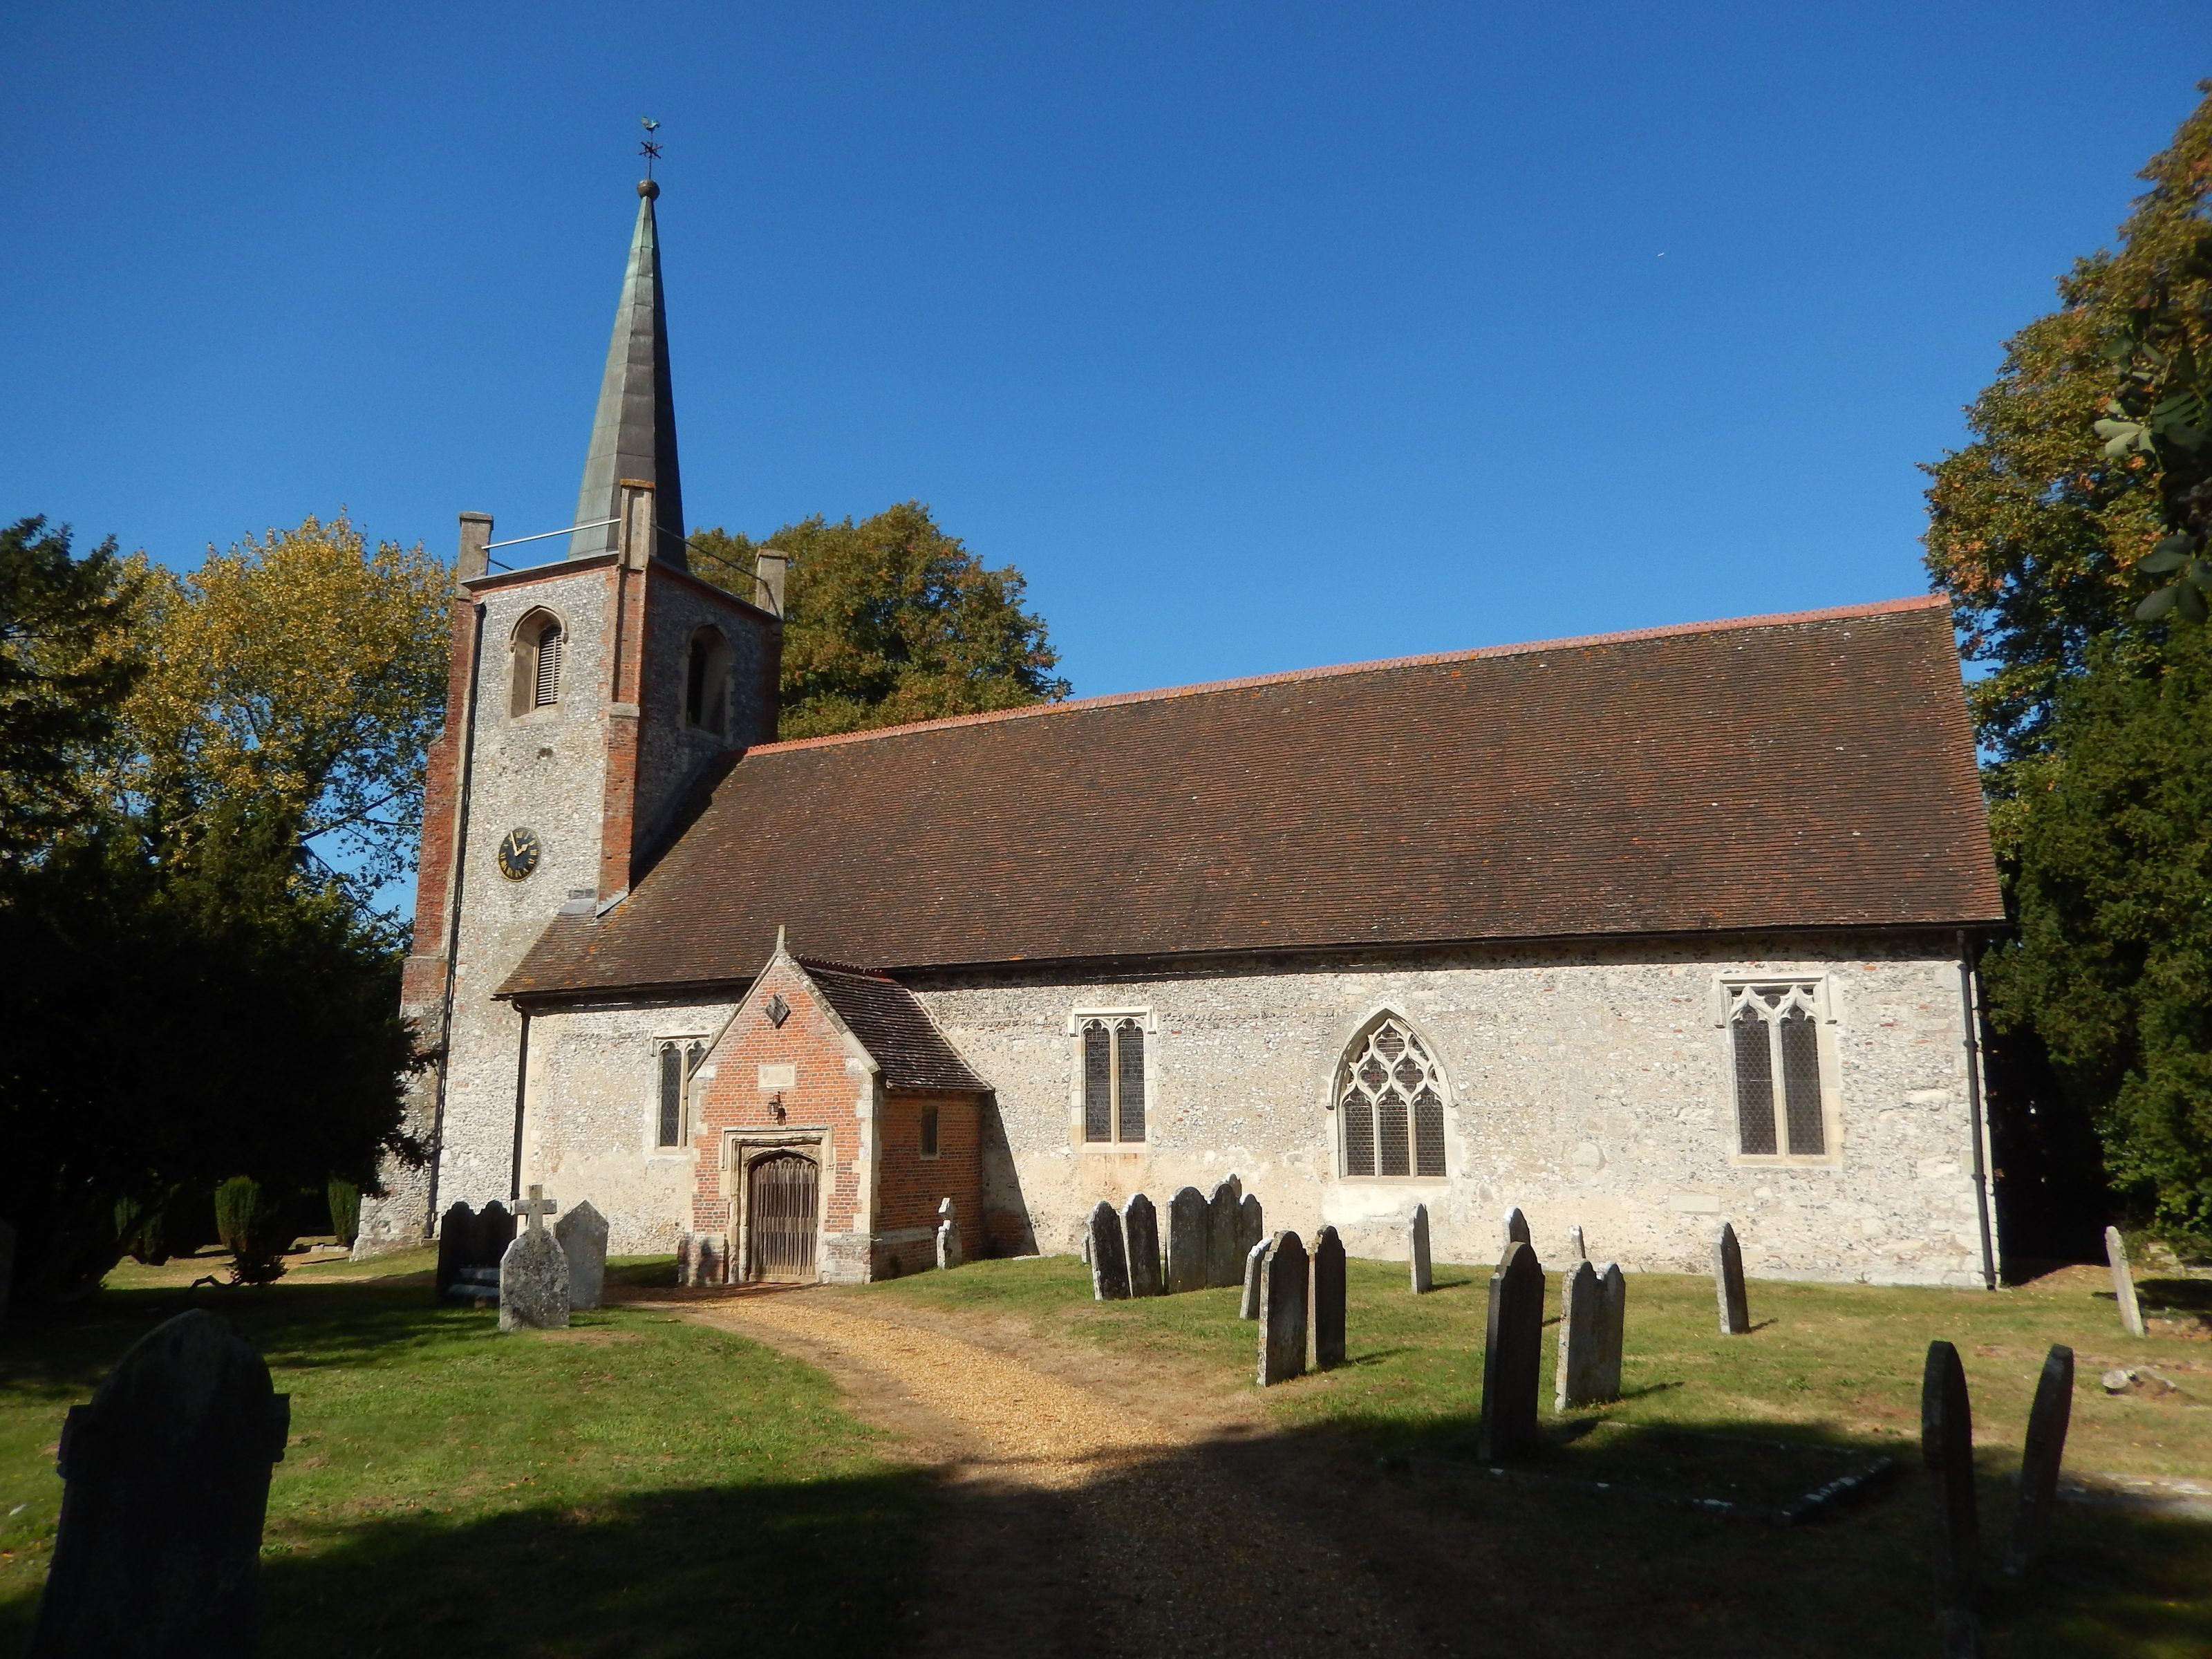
(1257, 1231, 1309, 1386)
(478, 1199, 517, 1264)
(1407, 1203, 1433, 1294)
(1922, 1340, 1982, 1659)
(2105, 1226, 2146, 1338)
(935, 1197, 962, 1271)
(499, 1186, 569, 1332)
(1240, 1237, 1268, 1319)
(1592, 1263, 1627, 1403)
(0, 1213, 14, 1329)
(435, 1199, 476, 1300)
(556, 1200, 610, 1311)
(1087, 1200, 1130, 1301)
(1478, 1240, 1545, 1461)
(1309, 1225, 1347, 1370)
(1555, 1259, 1604, 1410)
(1568, 1224, 1587, 1262)
(1122, 1193, 1161, 1297)
(1165, 1186, 1208, 1294)
(1499, 1206, 1530, 1262)
(26, 1310, 290, 1658)
(1237, 1192, 1264, 1262)
(2005, 1344, 2074, 1580)
(1207, 1174, 1244, 1288)
(1714, 1222, 1751, 1335)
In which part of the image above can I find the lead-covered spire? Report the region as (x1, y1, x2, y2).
(570, 178, 685, 563)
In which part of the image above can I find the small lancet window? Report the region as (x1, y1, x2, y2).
(1338, 1015, 1446, 1178)
(656, 1040, 702, 1150)
(684, 626, 731, 737)
(920, 1106, 940, 1159)
(1726, 983, 1828, 1156)
(1080, 1017, 1147, 1143)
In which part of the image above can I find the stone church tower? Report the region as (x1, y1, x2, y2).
(357, 178, 783, 1250)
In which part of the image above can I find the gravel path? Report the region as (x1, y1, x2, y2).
(669, 1289, 1437, 1658)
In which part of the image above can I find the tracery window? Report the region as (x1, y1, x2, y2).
(1726, 982, 1828, 1157)
(656, 1038, 704, 1150)
(1339, 1015, 1446, 1178)
(1080, 1017, 1146, 1143)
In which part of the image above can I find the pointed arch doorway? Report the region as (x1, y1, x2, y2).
(745, 1150, 821, 1282)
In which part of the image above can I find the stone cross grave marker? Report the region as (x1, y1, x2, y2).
(1257, 1231, 1310, 1386)
(1088, 1200, 1130, 1301)
(1479, 1240, 1545, 1461)
(2105, 1226, 2146, 1338)
(1555, 1259, 1605, 1411)
(1714, 1222, 1751, 1335)
(1122, 1192, 1161, 1297)
(0, 1212, 15, 1329)
(1241, 1237, 1268, 1320)
(1207, 1174, 1244, 1287)
(1593, 1263, 1626, 1403)
(1310, 1224, 1347, 1371)
(556, 1199, 610, 1311)
(1165, 1186, 1208, 1294)
(2004, 1344, 2074, 1580)
(1408, 1203, 1433, 1295)
(27, 1310, 290, 1658)
(1568, 1224, 1586, 1262)
(500, 1185, 569, 1332)
(1236, 1192, 1264, 1262)
(935, 1197, 962, 1271)
(1922, 1340, 1982, 1659)
(1499, 1206, 1530, 1263)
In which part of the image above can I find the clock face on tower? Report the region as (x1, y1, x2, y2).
(496, 827, 542, 881)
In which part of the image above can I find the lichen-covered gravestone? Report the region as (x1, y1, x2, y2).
(2005, 1344, 2074, 1580)
(1592, 1263, 1626, 1403)
(1407, 1203, 1432, 1295)
(1555, 1259, 1604, 1410)
(1714, 1222, 1751, 1335)
(1206, 1174, 1244, 1288)
(1240, 1237, 1268, 1320)
(1236, 1192, 1263, 1262)
(1165, 1186, 1208, 1294)
(1257, 1231, 1309, 1386)
(935, 1197, 962, 1272)
(1309, 1225, 1347, 1371)
(2105, 1226, 2146, 1338)
(1478, 1240, 1544, 1461)
(1088, 1200, 1130, 1300)
(1499, 1206, 1530, 1262)
(1121, 1193, 1161, 1297)
(1922, 1340, 1982, 1659)
(435, 1200, 477, 1300)
(555, 1199, 610, 1311)
(500, 1186, 569, 1332)
(27, 1310, 290, 1658)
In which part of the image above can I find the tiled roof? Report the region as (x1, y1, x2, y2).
(802, 959, 988, 1091)
(500, 596, 2002, 997)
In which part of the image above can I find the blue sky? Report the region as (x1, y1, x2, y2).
(1, 5, 2201, 700)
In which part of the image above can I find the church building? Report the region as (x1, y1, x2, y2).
(358, 178, 2009, 1288)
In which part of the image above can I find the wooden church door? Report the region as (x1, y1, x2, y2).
(747, 1152, 819, 1282)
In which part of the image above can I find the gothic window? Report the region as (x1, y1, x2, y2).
(684, 626, 731, 736)
(1726, 983, 1830, 1157)
(510, 610, 567, 715)
(1080, 1015, 1147, 1143)
(1338, 1015, 1447, 1178)
(655, 1039, 704, 1150)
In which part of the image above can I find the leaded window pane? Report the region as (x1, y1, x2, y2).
(1376, 1088, 1410, 1177)
(1779, 1008, 1825, 1154)
(1413, 1087, 1446, 1177)
(1732, 1008, 1777, 1155)
(1342, 1094, 1375, 1176)
(1115, 1019, 1146, 1142)
(657, 1043, 683, 1147)
(1082, 1021, 1111, 1143)
(1338, 1016, 1446, 1179)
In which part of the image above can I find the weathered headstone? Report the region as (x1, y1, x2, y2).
(0, 1213, 15, 1329)
(1554, 1259, 1604, 1411)
(1922, 1340, 1982, 1658)
(1408, 1203, 1433, 1294)
(1207, 1174, 1244, 1288)
(1478, 1240, 1545, 1461)
(935, 1197, 962, 1271)
(499, 1186, 569, 1332)
(27, 1310, 290, 1658)
(2106, 1226, 2146, 1338)
(1257, 1231, 1309, 1386)
(2004, 1344, 2074, 1580)
(1165, 1186, 1208, 1293)
(1568, 1224, 1587, 1262)
(555, 1199, 610, 1311)
(1122, 1193, 1161, 1297)
(1499, 1206, 1530, 1262)
(1087, 1200, 1130, 1300)
(1714, 1221, 1750, 1335)
(1237, 1192, 1264, 1262)
(1309, 1225, 1347, 1370)
(435, 1199, 476, 1300)
(478, 1198, 516, 1260)
(1592, 1262, 1627, 1403)
(1240, 1237, 1268, 1319)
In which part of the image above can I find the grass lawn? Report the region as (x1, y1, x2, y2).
(0, 1249, 929, 1658)
(857, 1254, 2212, 1657)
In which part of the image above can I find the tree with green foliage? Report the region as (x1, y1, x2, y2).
(688, 502, 1068, 740)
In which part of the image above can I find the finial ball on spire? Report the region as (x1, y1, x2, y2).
(638, 178, 660, 198)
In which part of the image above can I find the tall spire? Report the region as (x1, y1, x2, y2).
(569, 178, 685, 563)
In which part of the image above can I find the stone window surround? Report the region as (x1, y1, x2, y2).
(507, 605, 572, 720)
(647, 1031, 711, 1158)
(1065, 1006, 1158, 1152)
(719, 1127, 830, 1283)
(1712, 973, 1844, 1168)
(1327, 1004, 1455, 1184)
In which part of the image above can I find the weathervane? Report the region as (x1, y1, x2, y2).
(639, 117, 662, 179)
